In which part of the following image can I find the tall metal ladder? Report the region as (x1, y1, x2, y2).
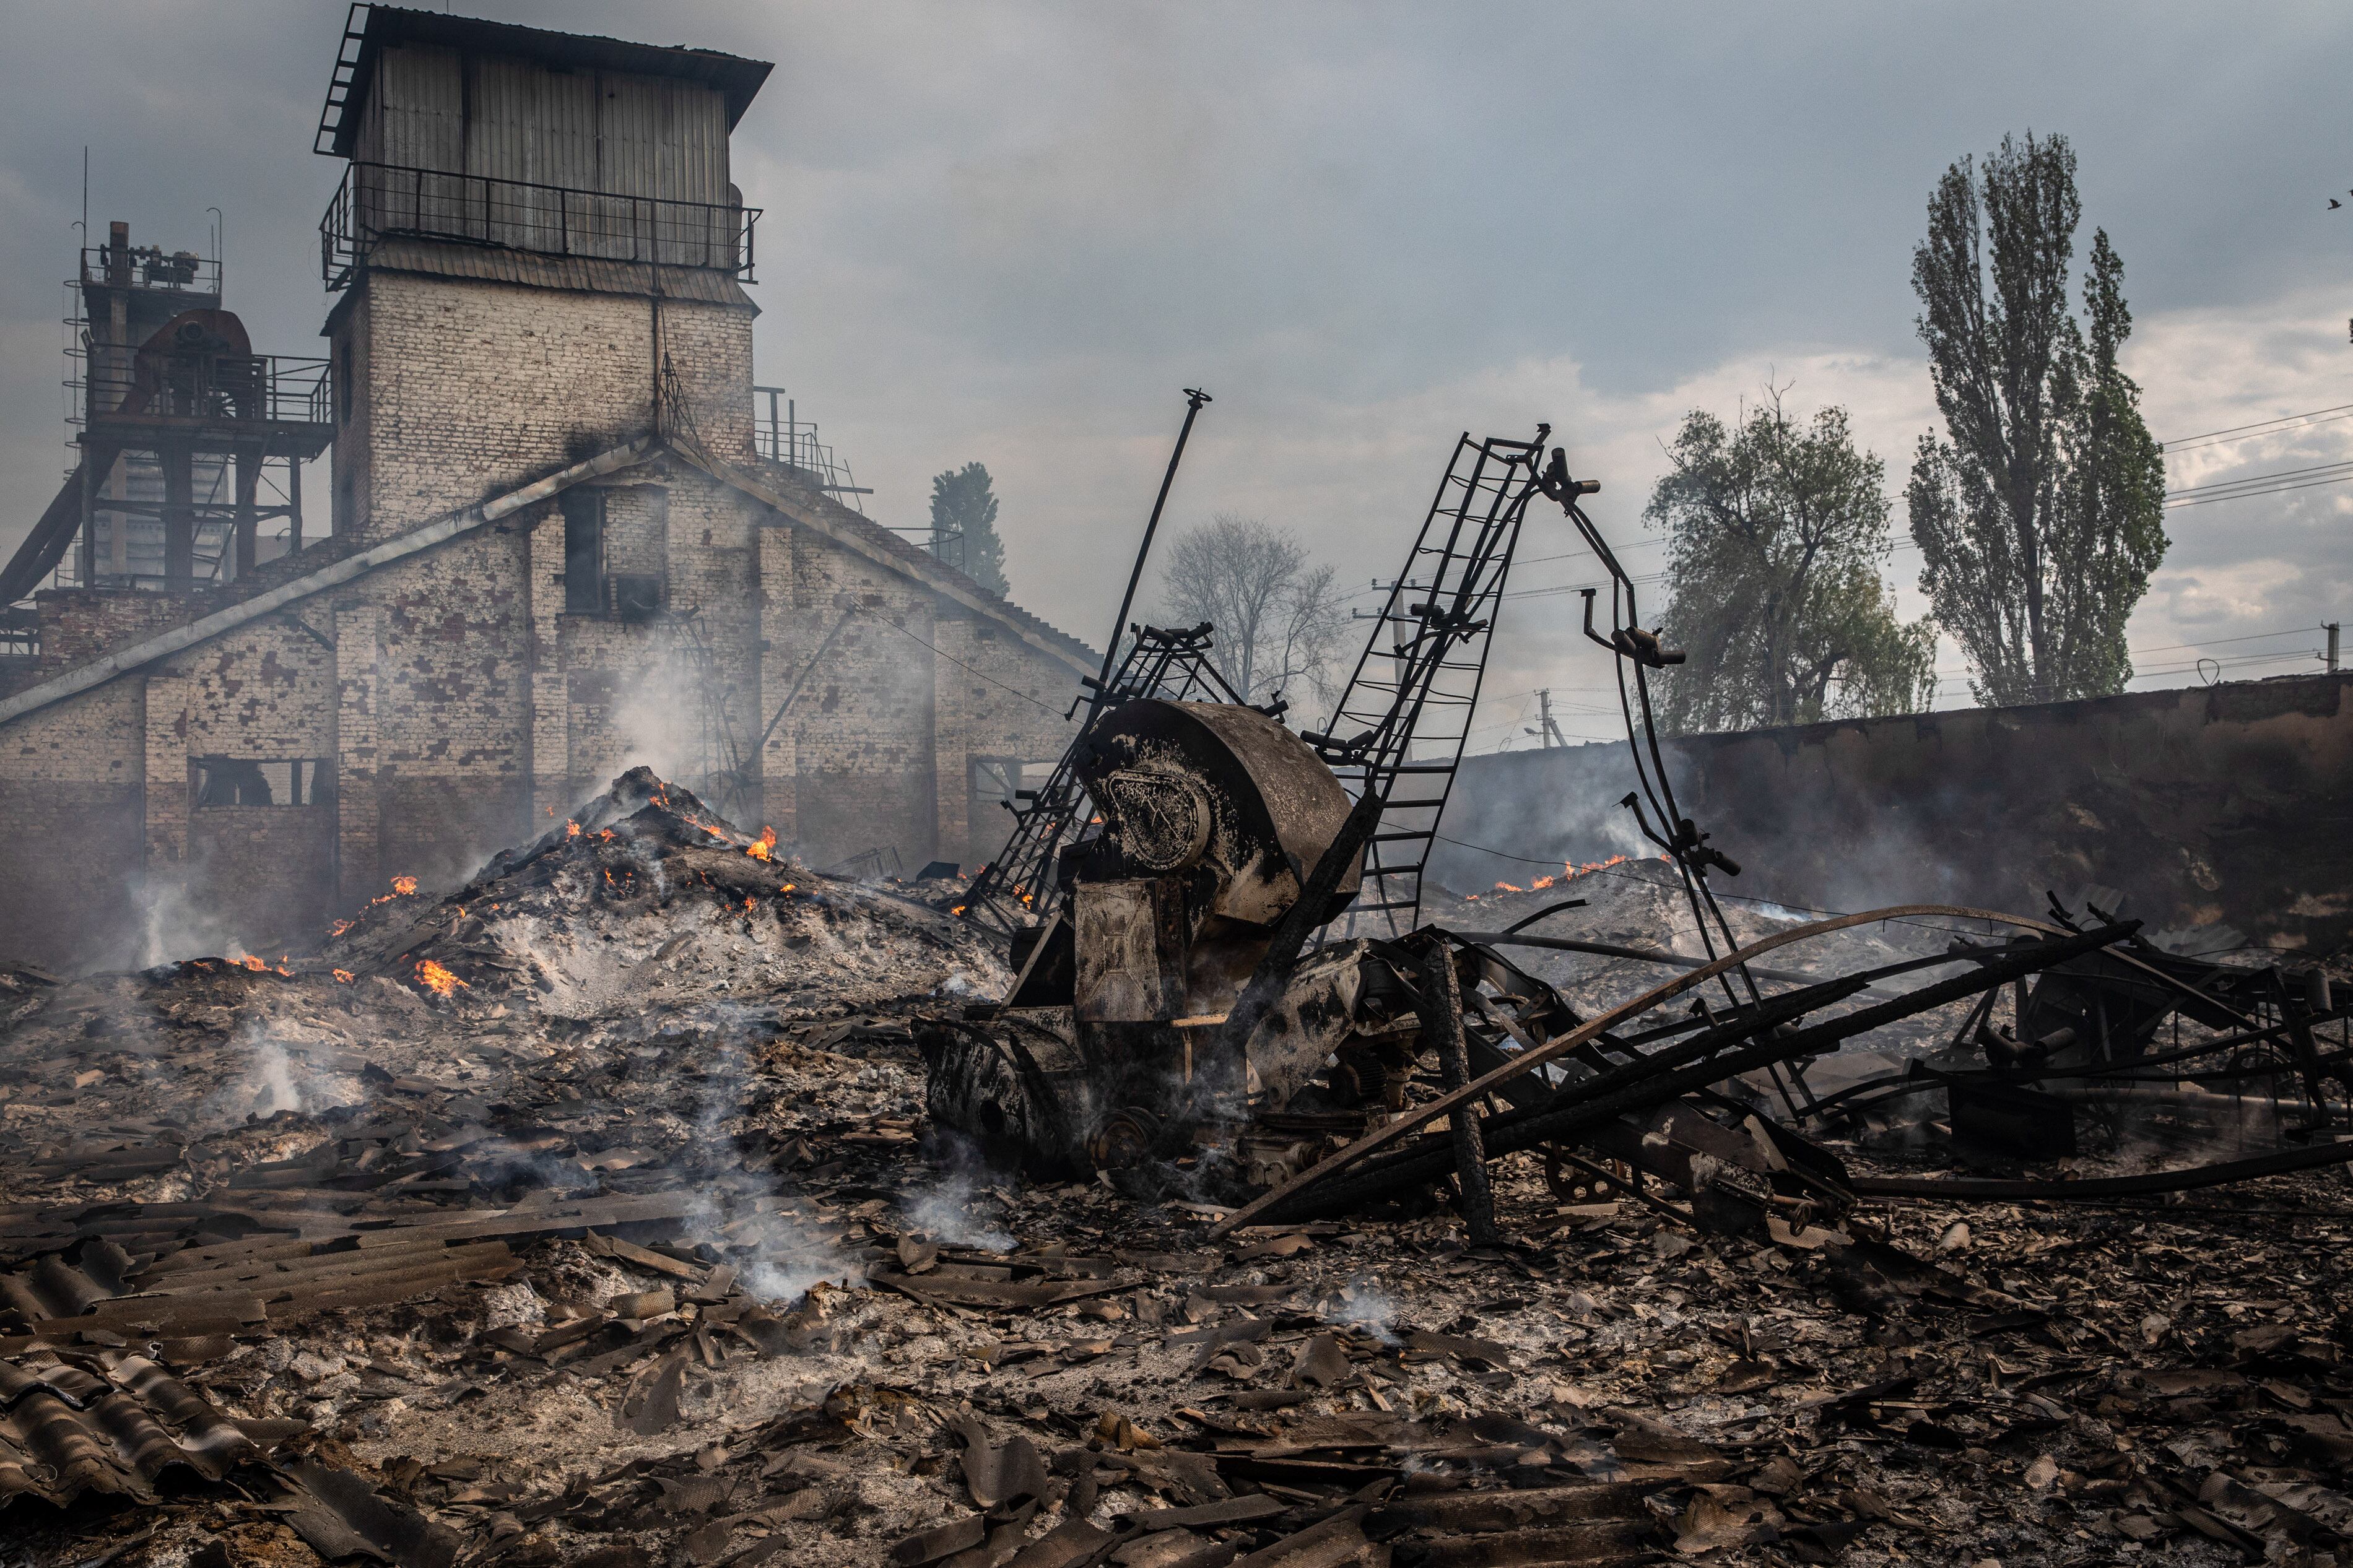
(1304, 431, 1547, 936)
(959, 622, 1251, 937)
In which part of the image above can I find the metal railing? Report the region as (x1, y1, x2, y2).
(753, 388, 869, 514)
(82, 353, 331, 428)
(78, 246, 222, 297)
(321, 161, 759, 289)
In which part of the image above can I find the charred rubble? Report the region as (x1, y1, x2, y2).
(2, 429, 2351, 1568)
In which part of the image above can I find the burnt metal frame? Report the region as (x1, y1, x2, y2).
(958, 621, 1250, 935)
(959, 389, 1219, 938)
(1533, 450, 1816, 1114)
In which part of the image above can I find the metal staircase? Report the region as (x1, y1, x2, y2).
(1303, 431, 1549, 935)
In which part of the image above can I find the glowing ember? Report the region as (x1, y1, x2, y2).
(332, 969, 354, 984)
(747, 826, 777, 862)
(330, 918, 354, 937)
(566, 820, 581, 838)
(391, 875, 418, 896)
(414, 958, 466, 997)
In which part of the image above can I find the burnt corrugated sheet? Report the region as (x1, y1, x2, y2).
(362, 236, 755, 308)
(0, 1189, 699, 1353)
(0, 1348, 260, 1507)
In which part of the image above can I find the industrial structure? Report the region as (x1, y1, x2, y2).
(0, 7, 1094, 972)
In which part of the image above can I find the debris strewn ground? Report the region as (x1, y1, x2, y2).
(4, 774, 2350, 1567)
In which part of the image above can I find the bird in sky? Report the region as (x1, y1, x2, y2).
(2333, 198, 2344, 209)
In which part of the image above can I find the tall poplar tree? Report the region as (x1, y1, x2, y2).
(1907, 132, 2167, 704)
(928, 463, 1010, 597)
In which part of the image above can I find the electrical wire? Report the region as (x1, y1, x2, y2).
(2160, 402, 2353, 453)
(861, 611, 1064, 717)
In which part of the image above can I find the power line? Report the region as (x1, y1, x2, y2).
(862, 612, 1065, 717)
(2165, 455, 2353, 498)
(2160, 402, 2353, 453)
(2167, 470, 2353, 509)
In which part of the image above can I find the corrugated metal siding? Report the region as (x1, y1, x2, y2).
(362, 46, 468, 242)
(373, 45, 464, 168)
(354, 48, 742, 272)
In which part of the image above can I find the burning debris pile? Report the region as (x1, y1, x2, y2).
(5, 428, 2353, 1568)
(318, 767, 994, 1017)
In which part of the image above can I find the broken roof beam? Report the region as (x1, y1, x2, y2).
(1225, 917, 2139, 1231)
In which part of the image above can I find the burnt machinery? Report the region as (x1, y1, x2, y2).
(925, 428, 1573, 1176)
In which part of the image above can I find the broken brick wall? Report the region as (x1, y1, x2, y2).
(0, 682, 144, 971)
(931, 605, 1082, 873)
(1434, 673, 2353, 953)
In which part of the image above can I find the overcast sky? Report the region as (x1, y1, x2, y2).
(2, 2, 2349, 744)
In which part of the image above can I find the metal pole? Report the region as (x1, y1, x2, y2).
(2327, 622, 2341, 674)
(1097, 388, 1211, 703)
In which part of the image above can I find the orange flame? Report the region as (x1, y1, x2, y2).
(414, 958, 466, 997)
(1492, 881, 1527, 894)
(238, 955, 266, 971)
(330, 917, 354, 937)
(332, 969, 354, 984)
(747, 826, 777, 862)
(566, 820, 581, 839)
(391, 875, 418, 897)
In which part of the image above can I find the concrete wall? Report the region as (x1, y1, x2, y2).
(1432, 674, 2353, 953)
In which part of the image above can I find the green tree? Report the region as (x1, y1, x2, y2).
(1650, 393, 1936, 734)
(928, 462, 1010, 597)
(1907, 132, 2167, 704)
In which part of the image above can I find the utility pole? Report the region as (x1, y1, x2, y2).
(2326, 622, 2341, 674)
(1523, 688, 1567, 749)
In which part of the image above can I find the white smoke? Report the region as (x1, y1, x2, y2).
(902, 1161, 1016, 1251)
(679, 1020, 862, 1305)
(1325, 1278, 1403, 1341)
(212, 1021, 357, 1122)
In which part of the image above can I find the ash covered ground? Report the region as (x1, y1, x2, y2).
(2, 774, 2349, 1568)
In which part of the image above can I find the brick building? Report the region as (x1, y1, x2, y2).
(0, 8, 1094, 972)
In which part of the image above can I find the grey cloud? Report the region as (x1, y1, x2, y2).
(1, 1, 2346, 718)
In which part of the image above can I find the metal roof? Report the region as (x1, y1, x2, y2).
(318, 4, 774, 160)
